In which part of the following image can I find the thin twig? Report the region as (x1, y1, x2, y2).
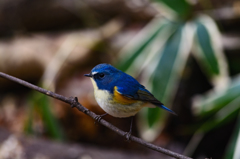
(0, 72, 192, 159)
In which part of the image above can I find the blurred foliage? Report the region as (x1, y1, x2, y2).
(224, 112, 240, 159)
(117, 0, 228, 141)
(25, 90, 64, 141)
(187, 74, 240, 158)
(155, 0, 192, 18)
(116, 0, 240, 158)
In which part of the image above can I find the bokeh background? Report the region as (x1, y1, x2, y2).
(0, 0, 240, 158)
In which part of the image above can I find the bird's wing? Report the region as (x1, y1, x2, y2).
(115, 85, 161, 103)
(113, 86, 138, 105)
(115, 86, 176, 115)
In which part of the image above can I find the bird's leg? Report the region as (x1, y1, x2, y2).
(124, 116, 133, 141)
(94, 113, 108, 123)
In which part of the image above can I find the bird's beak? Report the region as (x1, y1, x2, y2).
(84, 73, 92, 77)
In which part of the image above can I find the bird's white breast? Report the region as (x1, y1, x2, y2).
(90, 78, 144, 118)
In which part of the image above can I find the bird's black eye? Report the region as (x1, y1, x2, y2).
(99, 73, 105, 78)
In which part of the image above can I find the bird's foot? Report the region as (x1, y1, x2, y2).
(70, 97, 78, 108)
(94, 113, 108, 123)
(124, 131, 132, 141)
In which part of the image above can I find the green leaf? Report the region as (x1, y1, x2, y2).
(147, 107, 162, 127)
(195, 22, 219, 74)
(193, 74, 240, 117)
(224, 113, 240, 159)
(153, 0, 192, 18)
(186, 75, 240, 156)
(151, 28, 182, 102)
(198, 96, 240, 132)
(147, 27, 182, 127)
(25, 91, 64, 141)
(117, 18, 171, 72)
(38, 94, 64, 141)
(146, 22, 195, 127)
(184, 97, 240, 157)
(193, 15, 228, 87)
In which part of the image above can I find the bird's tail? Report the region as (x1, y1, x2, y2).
(156, 104, 177, 115)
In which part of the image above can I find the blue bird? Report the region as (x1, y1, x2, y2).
(84, 63, 176, 139)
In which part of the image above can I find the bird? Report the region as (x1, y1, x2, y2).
(84, 63, 176, 139)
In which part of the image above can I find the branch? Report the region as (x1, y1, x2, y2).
(0, 72, 192, 159)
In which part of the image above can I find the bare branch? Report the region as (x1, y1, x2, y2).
(0, 72, 192, 159)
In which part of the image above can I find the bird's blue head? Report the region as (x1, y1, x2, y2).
(84, 64, 121, 93)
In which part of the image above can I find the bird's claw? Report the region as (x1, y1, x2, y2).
(94, 113, 108, 124)
(124, 131, 132, 141)
(94, 115, 103, 123)
(70, 97, 78, 108)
